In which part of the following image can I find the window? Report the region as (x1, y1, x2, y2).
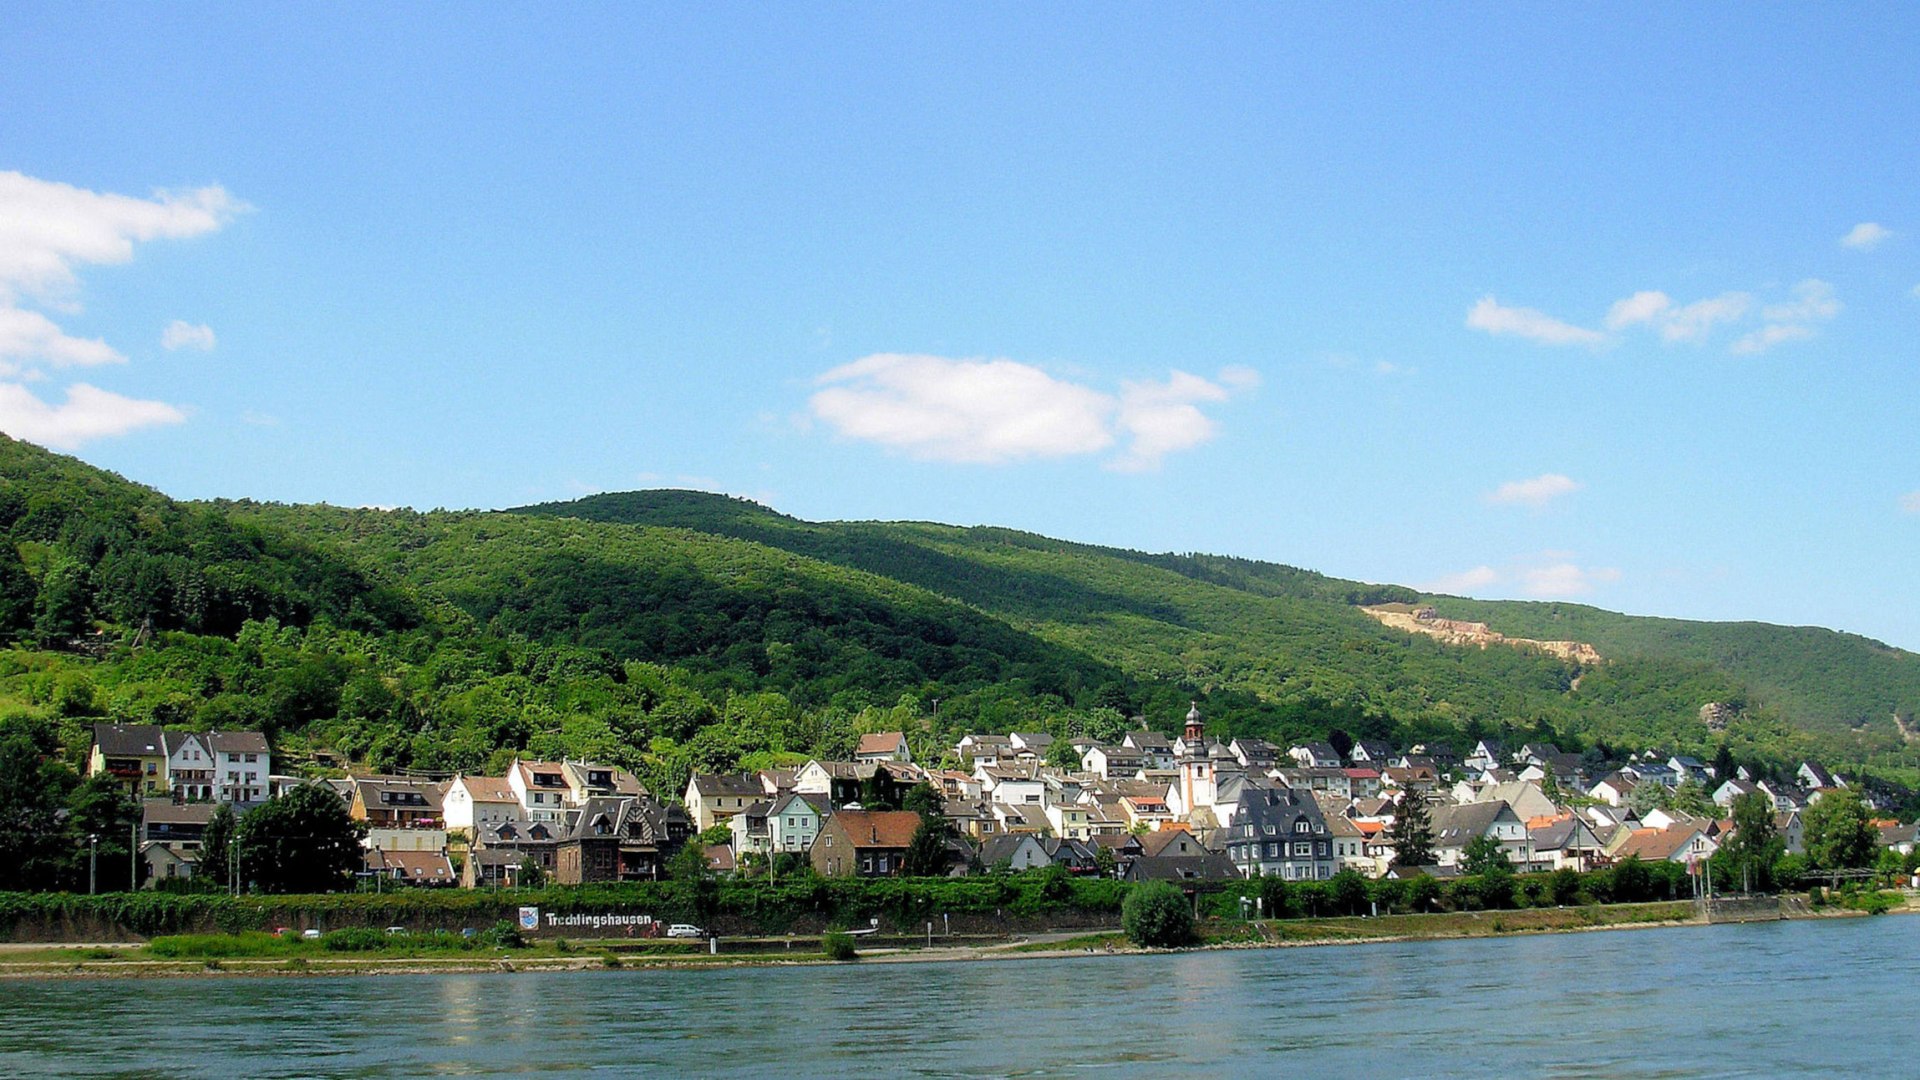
(1294, 821, 1310, 833)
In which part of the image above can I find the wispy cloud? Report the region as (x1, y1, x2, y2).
(1476, 279, 1838, 356)
(160, 320, 216, 352)
(1425, 565, 1499, 594)
(1423, 553, 1620, 599)
(1487, 473, 1581, 508)
(0, 171, 244, 447)
(1465, 296, 1607, 347)
(808, 354, 1254, 470)
(1841, 222, 1892, 251)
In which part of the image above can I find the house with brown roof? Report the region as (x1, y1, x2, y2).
(443, 775, 523, 839)
(809, 809, 923, 877)
(854, 731, 912, 763)
(1615, 824, 1717, 865)
(364, 847, 458, 887)
(508, 759, 574, 823)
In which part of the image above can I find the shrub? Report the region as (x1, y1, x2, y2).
(479, 920, 525, 949)
(822, 932, 857, 961)
(1403, 874, 1441, 913)
(321, 928, 388, 952)
(1121, 882, 1194, 948)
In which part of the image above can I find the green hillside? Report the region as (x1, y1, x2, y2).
(2, 438, 1916, 800)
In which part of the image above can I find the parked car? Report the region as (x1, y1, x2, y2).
(301, 928, 322, 940)
(666, 924, 705, 939)
(385, 926, 409, 936)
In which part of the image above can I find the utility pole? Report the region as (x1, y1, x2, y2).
(88, 834, 99, 895)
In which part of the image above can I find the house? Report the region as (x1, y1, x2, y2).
(1528, 815, 1607, 872)
(562, 761, 647, 803)
(554, 796, 689, 884)
(1082, 744, 1147, 781)
(854, 731, 912, 764)
(1429, 801, 1529, 870)
(205, 731, 271, 804)
(364, 847, 458, 887)
(1350, 740, 1395, 765)
(443, 776, 523, 839)
(89, 723, 169, 798)
(466, 818, 561, 884)
(1008, 732, 1054, 762)
(1776, 810, 1805, 855)
(956, 735, 1013, 768)
(140, 841, 197, 887)
(1230, 738, 1280, 771)
(1342, 768, 1384, 799)
(1046, 801, 1092, 840)
(992, 801, 1050, 835)
(1327, 815, 1377, 876)
(981, 833, 1055, 871)
(1876, 821, 1918, 856)
(685, 772, 766, 831)
(738, 791, 827, 855)
(1121, 731, 1175, 770)
(1516, 743, 1563, 769)
(348, 777, 446, 831)
(1798, 762, 1843, 790)
(1122, 829, 1238, 882)
(1757, 779, 1809, 812)
(1220, 787, 1335, 881)
(1589, 772, 1639, 807)
(1382, 764, 1439, 795)
(141, 799, 216, 847)
(1287, 742, 1342, 769)
(1712, 778, 1761, 809)
(508, 759, 574, 823)
(162, 732, 215, 802)
(1465, 739, 1507, 772)
(1615, 824, 1717, 866)
(809, 809, 922, 877)
(1463, 780, 1558, 822)
(979, 766, 1046, 806)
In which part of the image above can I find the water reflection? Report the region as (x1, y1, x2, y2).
(0, 917, 1911, 1078)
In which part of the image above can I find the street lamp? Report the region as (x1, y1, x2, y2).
(88, 833, 99, 895)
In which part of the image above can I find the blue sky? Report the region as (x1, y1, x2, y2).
(3, 6, 1918, 648)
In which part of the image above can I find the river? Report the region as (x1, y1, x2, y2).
(1, 915, 1911, 1077)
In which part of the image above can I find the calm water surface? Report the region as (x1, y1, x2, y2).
(1, 916, 1913, 1078)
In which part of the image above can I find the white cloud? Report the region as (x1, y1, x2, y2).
(0, 172, 243, 448)
(1658, 292, 1752, 342)
(1110, 371, 1233, 473)
(807, 354, 1250, 469)
(0, 305, 123, 368)
(1603, 289, 1751, 342)
(1728, 324, 1814, 355)
(1423, 554, 1620, 599)
(1604, 290, 1673, 330)
(1841, 222, 1891, 251)
(1761, 279, 1841, 323)
(1465, 296, 1607, 347)
(1216, 365, 1262, 391)
(0, 172, 244, 303)
(1900, 491, 1920, 514)
(160, 320, 215, 352)
(1487, 473, 1582, 507)
(1424, 566, 1500, 594)
(1520, 562, 1620, 598)
(0, 382, 185, 449)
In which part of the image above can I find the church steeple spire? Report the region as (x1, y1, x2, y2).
(1184, 701, 1203, 743)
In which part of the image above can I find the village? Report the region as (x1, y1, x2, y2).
(93, 703, 1915, 897)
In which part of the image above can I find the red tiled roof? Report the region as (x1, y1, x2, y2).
(833, 810, 923, 849)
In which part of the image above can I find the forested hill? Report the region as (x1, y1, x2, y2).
(2, 435, 1918, 795)
(515, 490, 1920, 752)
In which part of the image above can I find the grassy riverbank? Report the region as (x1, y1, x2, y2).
(13, 897, 1897, 979)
